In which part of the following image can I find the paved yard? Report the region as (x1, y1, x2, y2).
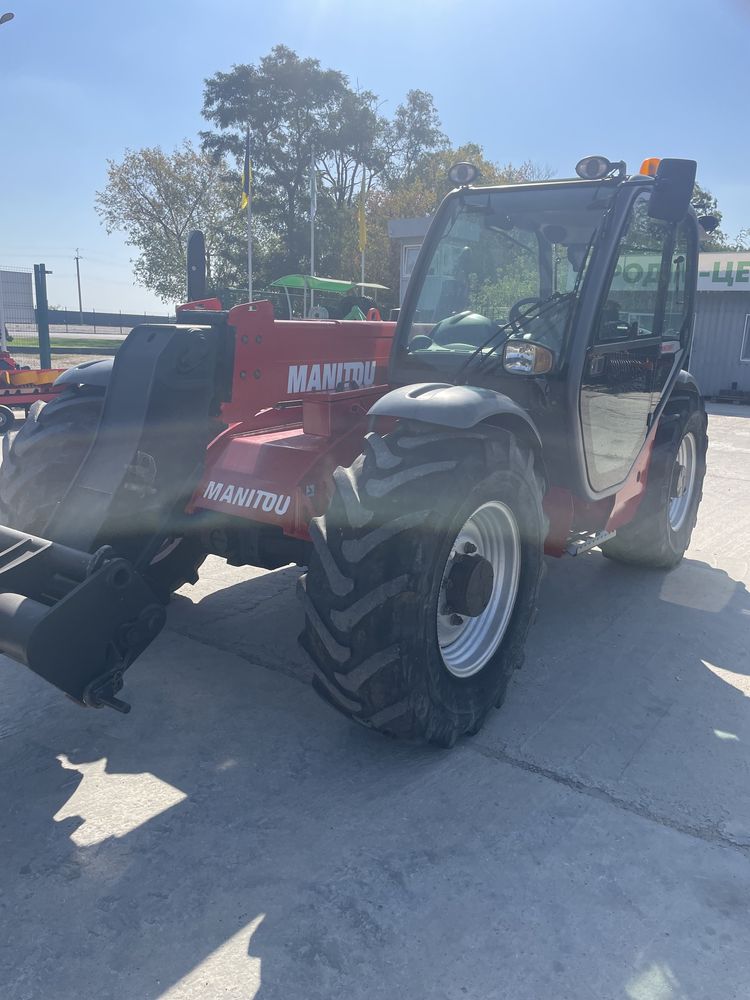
(1, 404, 749, 999)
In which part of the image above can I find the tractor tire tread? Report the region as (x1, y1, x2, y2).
(300, 423, 545, 746)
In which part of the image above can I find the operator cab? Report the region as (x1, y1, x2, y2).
(392, 166, 624, 374)
(390, 155, 699, 499)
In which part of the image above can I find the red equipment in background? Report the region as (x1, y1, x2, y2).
(0, 351, 64, 431)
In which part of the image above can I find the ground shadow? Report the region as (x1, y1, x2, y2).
(1, 550, 749, 1000)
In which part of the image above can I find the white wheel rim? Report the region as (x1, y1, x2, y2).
(668, 432, 697, 532)
(437, 501, 521, 679)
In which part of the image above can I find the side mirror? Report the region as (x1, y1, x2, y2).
(698, 215, 720, 234)
(648, 159, 697, 223)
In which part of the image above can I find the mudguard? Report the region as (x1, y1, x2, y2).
(669, 369, 703, 408)
(53, 357, 113, 389)
(368, 382, 543, 449)
(655, 369, 706, 450)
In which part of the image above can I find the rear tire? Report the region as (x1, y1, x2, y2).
(299, 423, 545, 747)
(0, 390, 205, 601)
(601, 407, 707, 569)
(0, 404, 15, 434)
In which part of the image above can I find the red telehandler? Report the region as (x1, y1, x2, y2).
(0, 157, 708, 746)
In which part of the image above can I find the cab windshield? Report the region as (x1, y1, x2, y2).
(403, 182, 617, 364)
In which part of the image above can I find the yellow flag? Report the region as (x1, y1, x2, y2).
(358, 171, 367, 253)
(240, 130, 252, 211)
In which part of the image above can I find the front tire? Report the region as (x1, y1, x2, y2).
(299, 423, 545, 747)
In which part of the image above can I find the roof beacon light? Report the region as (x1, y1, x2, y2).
(575, 155, 612, 180)
(448, 162, 480, 187)
(639, 157, 661, 177)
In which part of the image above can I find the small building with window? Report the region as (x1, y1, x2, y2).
(387, 216, 432, 305)
(689, 252, 750, 400)
(389, 218, 750, 401)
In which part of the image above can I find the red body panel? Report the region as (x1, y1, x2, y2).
(0, 386, 62, 407)
(220, 300, 394, 430)
(187, 299, 394, 536)
(193, 386, 386, 538)
(185, 299, 652, 555)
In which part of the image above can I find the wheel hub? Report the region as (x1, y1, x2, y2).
(672, 463, 687, 498)
(444, 553, 494, 618)
(668, 432, 697, 532)
(437, 500, 521, 679)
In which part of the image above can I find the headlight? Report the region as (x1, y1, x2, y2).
(502, 341, 554, 375)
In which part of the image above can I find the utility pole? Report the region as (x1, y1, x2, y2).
(74, 249, 83, 325)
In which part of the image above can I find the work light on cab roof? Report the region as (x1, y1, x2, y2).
(448, 162, 480, 187)
(575, 155, 627, 179)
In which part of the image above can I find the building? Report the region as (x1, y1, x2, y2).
(691, 252, 750, 399)
(387, 219, 750, 400)
(387, 216, 432, 306)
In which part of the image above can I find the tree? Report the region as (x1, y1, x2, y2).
(201, 45, 354, 273)
(384, 90, 448, 185)
(361, 145, 551, 301)
(317, 87, 389, 207)
(95, 141, 247, 302)
(691, 183, 731, 250)
(200, 49, 453, 278)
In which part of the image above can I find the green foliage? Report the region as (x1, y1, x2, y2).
(690, 182, 746, 251)
(361, 146, 551, 304)
(202, 46, 357, 274)
(110, 47, 750, 312)
(384, 90, 448, 185)
(199, 51, 457, 288)
(95, 141, 248, 302)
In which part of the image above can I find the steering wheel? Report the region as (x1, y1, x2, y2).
(508, 293, 573, 347)
(508, 297, 542, 330)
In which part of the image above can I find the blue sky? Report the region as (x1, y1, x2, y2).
(1, 0, 748, 311)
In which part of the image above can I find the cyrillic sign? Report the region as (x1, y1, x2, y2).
(583, 252, 750, 293)
(697, 253, 750, 292)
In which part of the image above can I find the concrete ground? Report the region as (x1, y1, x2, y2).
(1, 403, 749, 1000)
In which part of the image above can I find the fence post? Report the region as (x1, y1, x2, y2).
(0, 273, 6, 353)
(34, 264, 52, 369)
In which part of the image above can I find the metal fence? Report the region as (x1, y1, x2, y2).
(0, 263, 175, 370)
(0, 265, 36, 354)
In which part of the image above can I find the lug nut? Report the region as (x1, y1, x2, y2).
(450, 614, 464, 626)
(463, 542, 477, 554)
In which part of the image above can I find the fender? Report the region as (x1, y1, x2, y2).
(654, 368, 706, 450)
(53, 357, 113, 389)
(667, 369, 703, 411)
(368, 381, 544, 453)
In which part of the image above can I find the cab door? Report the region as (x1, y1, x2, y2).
(579, 191, 690, 493)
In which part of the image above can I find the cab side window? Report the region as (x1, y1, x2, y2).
(662, 221, 691, 344)
(596, 192, 671, 343)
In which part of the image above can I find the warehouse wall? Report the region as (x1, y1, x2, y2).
(689, 292, 750, 396)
